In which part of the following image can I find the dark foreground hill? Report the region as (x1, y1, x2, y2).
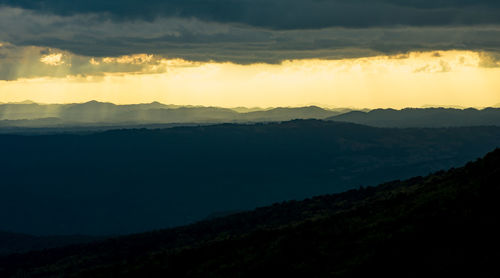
(1, 120, 500, 235)
(327, 107, 500, 127)
(1, 148, 499, 277)
(0, 231, 101, 256)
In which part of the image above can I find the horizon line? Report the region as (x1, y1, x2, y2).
(2, 100, 499, 111)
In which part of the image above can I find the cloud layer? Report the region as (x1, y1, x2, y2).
(1, 2, 500, 80)
(2, 0, 500, 29)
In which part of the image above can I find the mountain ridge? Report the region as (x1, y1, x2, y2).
(0, 101, 345, 126)
(327, 107, 500, 127)
(3, 101, 500, 129)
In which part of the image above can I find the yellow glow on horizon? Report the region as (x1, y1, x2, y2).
(1, 50, 500, 108)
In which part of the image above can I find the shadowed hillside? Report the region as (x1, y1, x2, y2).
(1, 120, 500, 236)
(0, 231, 101, 256)
(1, 148, 499, 277)
(327, 107, 500, 127)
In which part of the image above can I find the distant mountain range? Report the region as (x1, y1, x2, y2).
(1, 147, 499, 277)
(2, 101, 500, 129)
(1, 120, 499, 235)
(0, 101, 346, 128)
(327, 107, 500, 127)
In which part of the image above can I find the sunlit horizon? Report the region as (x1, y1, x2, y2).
(1, 50, 500, 109)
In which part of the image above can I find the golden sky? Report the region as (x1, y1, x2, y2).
(1, 50, 499, 108)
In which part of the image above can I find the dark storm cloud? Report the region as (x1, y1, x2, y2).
(2, 1, 500, 80)
(1, 0, 500, 29)
(2, 6, 499, 63)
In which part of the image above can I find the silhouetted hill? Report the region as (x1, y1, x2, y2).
(229, 107, 265, 113)
(58, 102, 239, 123)
(1, 148, 499, 277)
(0, 101, 179, 122)
(328, 107, 500, 127)
(239, 106, 339, 121)
(1, 120, 499, 235)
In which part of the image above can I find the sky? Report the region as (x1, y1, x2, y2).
(1, 0, 500, 108)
